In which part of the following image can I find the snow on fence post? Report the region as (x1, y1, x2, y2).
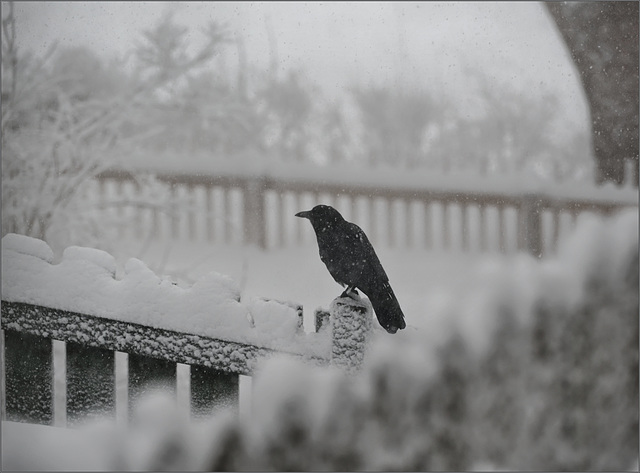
(243, 176, 267, 248)
(327, 296, 373, 373)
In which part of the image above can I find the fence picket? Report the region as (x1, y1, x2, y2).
(479, 205, 487, 252)
(405, 198, 412, 248)
(206, 186, 214, 242)
(188, 184, 197, 241)
(442, 202, 450, 250)
(170, 184, 179, 239)
(498, 204, 506, 253)
(551, 208, 561, 253)
(424, 202, 432, 250)
(277, 191, 286, 247)
(461, 203, 469, 251)
(224, 187, 233, 244)
(387, 198, 395, 248)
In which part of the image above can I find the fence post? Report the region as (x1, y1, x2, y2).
(243, 176, 267, 249)
(521, 194, 543, 258)
(328, 296, 373, 373)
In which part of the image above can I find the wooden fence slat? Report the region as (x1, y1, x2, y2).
(405, 198, 413, 248)
(442, 202, 450, 250)
(278, 191, 286, 247)
(424, 201, 432, 250)
(190, 366, 239, 418)
(479, 205, 487, 252)
(116, 180, 125, 238)
(551, 208, 561, 253)
(368, 197, 377, 246)
(387, 199, 395, 248)
(498, 204, 506, 253)
(351, 196, 358, 230)
(3, 330, 53, 425)
(296, 192, 304, 245)
(522, 195, 543, 257)
(206, 186, 214, 242)
(188, 184, 196, 241)
(128, 354, 176, 414)
(223, 188, 232, 244)
(461, 203, 469, 252)
(133, 184, 144, 241)
(66, 342, 115, 424)
(170, 184, 179, 239)
(243, 180, 268, 248)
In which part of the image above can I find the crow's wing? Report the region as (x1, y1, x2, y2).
(344, 222, 406, 333)
(343, 222, 389, 288)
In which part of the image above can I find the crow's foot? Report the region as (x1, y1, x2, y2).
(340, 287, 360, 300)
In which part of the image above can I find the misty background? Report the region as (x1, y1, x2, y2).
(5, 1, 592, 173)
(3, 0, 615, 252)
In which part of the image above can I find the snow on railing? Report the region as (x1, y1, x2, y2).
(0, 234, 371, 425)
(95, 161, 638, 256)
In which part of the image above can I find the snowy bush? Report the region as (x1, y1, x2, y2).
(197, 209, 639, 471)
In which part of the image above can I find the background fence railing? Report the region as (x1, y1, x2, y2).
(95, 165, 638, 257)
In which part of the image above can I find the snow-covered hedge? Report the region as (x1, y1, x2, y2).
(186, 209, 640, 470)
(5, 210, 635, 471)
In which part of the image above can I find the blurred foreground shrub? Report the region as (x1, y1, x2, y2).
(201, 210, 638, 471)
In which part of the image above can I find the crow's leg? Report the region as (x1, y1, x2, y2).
(340, 286, 360, 300)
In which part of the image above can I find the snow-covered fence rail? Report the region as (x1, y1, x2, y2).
(0, 234, 372, 426)
(95, 163, 638, 256)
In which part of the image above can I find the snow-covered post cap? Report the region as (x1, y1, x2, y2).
(328, 295, 372, 373)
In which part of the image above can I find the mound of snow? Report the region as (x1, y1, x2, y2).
(1, 234, 329, 356)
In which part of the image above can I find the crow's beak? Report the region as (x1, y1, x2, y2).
(295, 210, 310, 219)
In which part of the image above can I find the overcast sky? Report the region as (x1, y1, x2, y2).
(8, 1, 589, 131)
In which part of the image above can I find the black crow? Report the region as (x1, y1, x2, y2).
(296, 205, 406, 334)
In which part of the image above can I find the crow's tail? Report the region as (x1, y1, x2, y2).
(365, 282, 406, 334)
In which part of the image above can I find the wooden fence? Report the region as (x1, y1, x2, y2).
(1, 297, 370, 426)
(95, 165, 638, 257)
